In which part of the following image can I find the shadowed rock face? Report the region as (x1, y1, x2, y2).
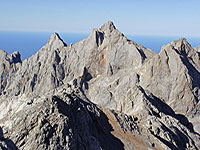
(0, 21, 200, 149)
(0, 127, 17, 150)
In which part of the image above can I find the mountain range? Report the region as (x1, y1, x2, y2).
(0, 21, 200, 150)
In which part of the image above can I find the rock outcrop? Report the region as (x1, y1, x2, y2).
(0, 21, 200, 149)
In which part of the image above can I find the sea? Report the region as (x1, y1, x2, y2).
(0, 31, 199, 60)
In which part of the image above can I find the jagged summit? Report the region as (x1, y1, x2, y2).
(160, 37, 193, 55)
(0, 50, 8, 62)
(100, 21, 116, 33)
(0, 49, 7, 54)
(8, 51, 22, 64)
(172, 38, 194, 55)
(49, 32, 62, 42)
(171, 38, 191, 49)
(0, 22, 200, 150)
(46, 32, 67, 50)
(0, 50, 21, 64)
(88, 21, 125, 48)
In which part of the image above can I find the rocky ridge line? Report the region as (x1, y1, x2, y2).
(0, 21, 200, 149)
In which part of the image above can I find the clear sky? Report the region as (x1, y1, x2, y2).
(0, 0, 200, 36)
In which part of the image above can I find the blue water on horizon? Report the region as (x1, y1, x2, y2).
(0, 31, 89, 60)
(0, 31, 199, 60)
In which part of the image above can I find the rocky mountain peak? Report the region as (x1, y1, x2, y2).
(0, 22, 200, 150)
(172, 37, 189, 46)
(171, 38, 193, 54)
(48, 32, 63, 42)
(0, 49, 7, 55)
(100, 21, 116, 34)
(87, 21, 123, 48)
(46, 32, 67, 51)
(160, 38, 193, 57)
(0, 50, 7, 62)
(8, 51, 21, 64)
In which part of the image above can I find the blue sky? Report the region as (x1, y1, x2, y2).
(0, 0, 200, 36)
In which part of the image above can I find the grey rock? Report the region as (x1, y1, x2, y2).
(0, 21, 200, 149)
(137, 38, 200, 134)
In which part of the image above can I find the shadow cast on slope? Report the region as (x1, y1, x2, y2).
(138, 86, 199, 149)
(174, 48, 200, 103)
(80, 67, 92, 91)
(139, 86, 196, 133)
(150, 93, 200, 137)
(52, 93, 124, 150)
(0, 127, 18, 150)
(150, 123, 191, 150)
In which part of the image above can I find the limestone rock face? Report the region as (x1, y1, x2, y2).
(0, 50, 22, 95)
(0, 21, 200, 149)
(137, 38, 200, 133)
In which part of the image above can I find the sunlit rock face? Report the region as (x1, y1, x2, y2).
(0, 21, 200, 150)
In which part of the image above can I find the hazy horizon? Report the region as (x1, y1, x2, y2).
(1, 0, 200, 37)
(1, 0, 199, 58)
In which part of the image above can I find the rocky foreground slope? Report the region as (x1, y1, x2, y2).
(0, 21, 200, 150)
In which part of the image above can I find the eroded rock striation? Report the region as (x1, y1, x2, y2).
(0, 21, 200, 149)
